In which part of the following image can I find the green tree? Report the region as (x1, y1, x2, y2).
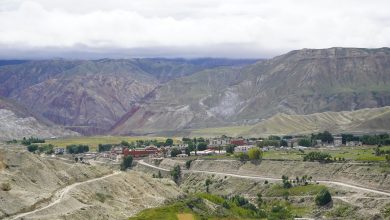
(315, 188, 332, 206)
(225, 144, 236, 154)
(197, 142, 208, 151)
(171, 165, 181, 184)
(321, 131, 334, 143)
(280, 140, 288, 147)
(120, 155, 133, 171)
(165, 138, 174, 146)
(98, 144, 112, 152)
(170, 148, 182, 157)
(298, 139, 311, 147)
(248, 147, 263, 160)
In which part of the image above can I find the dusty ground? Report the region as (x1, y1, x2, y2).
(0, 147, 182, 220)
(139, 158, 390, 219)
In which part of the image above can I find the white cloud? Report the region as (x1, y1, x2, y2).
(0, 0, 389, 58)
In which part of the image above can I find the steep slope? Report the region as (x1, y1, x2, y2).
(111, 47, 390, 135)
(0, 148, 181, 219)
(0, 97, 78, 140)
(244, 106, 390, 136)
(12, 60, 158, 134)
(0, 58, 255, 135)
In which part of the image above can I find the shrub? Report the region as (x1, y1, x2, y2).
(38, 144, 54, 154)
(1, 182, 11, 191)
(27, 144, 38, 152)
(235, 152, 249, 161)
(303, 152, 332, 162)
(248, 147, 263, 160)
(185, 160, 193, 169)
(315, 188, 332, 206)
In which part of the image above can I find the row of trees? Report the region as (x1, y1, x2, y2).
(120, 138, 175, 148)
(27, 144, 54, 154)
(98, 144, 113, 152)
(21, 137, 45, 146)
(66, 144, 89, 154)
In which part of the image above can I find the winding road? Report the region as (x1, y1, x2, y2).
(8, 171, 122, 220)
(138, 160, 390, 197)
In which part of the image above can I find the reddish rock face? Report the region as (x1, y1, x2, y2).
(0, 58, 253, 135)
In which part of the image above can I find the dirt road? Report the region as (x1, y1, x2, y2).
(8, 171, 122, 220)
(138, 160, 390, 197)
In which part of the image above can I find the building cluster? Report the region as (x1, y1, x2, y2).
(52, 133, 367, 163)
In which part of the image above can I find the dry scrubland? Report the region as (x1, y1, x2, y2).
(136, 158, 390, 219)
(0, 146, 181, 219)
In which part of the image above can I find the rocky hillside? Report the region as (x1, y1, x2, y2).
(0, 148, 181, 219)
(0, 98, 78, 140)
(1, 48, 390, 136)
(111, 47, 390, 135)
(0, 58, 255, 135)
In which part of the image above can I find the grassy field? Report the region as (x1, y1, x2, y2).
(262, 146, 389, 162)
(182, 146, 390, 162)
(46, 136, 180, 151)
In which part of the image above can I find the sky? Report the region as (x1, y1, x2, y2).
(0, 0, 389, 59)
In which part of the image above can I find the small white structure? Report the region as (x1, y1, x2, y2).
(54, 148, 65, 154)
(210, 138, 229, 146)
(176, 153, 188, 157)
(334, 136, 343, 147)
(234, 145, 255, 153)
(190, 150, 214, 156)
(346, 141, 362, 147)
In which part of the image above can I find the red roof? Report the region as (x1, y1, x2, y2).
(123, 148, 159, 158)
(230, 139, 246, 146)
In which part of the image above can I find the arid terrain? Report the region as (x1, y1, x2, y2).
(0, 145, 182, 220)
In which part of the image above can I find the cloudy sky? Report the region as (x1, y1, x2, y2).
(0, 0, 389, 59)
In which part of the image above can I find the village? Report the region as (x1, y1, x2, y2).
(48, 132, 373, 165)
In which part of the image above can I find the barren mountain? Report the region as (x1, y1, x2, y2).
(0, 97, 78, 140)
(0, 58, 255, 135)
(244, 106, 390, 136)
(111, 47, 390, 135)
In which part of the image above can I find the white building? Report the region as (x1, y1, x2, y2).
(334, 136, 343, 147)
(234, 145, 255, 153)
(210, 138, 229, 146)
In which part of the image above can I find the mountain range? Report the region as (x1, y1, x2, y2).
(0, 47, 389, 138)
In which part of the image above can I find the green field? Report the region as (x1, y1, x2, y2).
(46, 136, 179, 151)
(129, 192, 317, 220)
(262, 146, 389, 162)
